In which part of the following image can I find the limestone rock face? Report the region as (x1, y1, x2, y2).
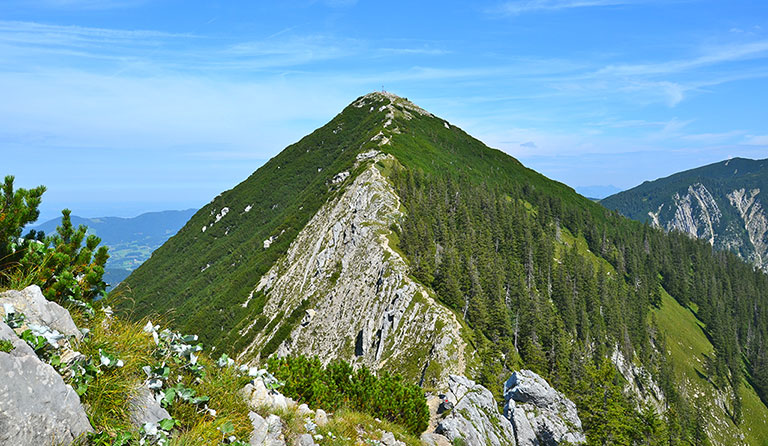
(0, 320, 92, 445)
(241, 377, 297, 412)
(503, 370, 585, 446)
(637, 182, 768, 272)
(727, 187, 768, 269)
(239, 156, 466, 386)
(435, 375, 517, 446)
(0, 285, 81, 338)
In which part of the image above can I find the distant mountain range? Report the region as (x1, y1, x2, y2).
(32, 209, 196, 288)
(602, 157, 768, 271)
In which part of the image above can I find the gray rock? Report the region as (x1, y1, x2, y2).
(0, 320, 35, 358)
(421, 432, 452, 446)
(436, 375, 517, 446)
(242, 379, 271, 408)
(242, 378, 295, 412)
(128, 386, 171, 427)
(0, 285, 81, 338)
(297, 403, 313, 416)
(381, 431, 405, 446)
(503, 370, 585, 446)
(266, 414, 286, 446)
(250, 411, 269, 446)
(0, 321, 92, 445)
(506, 400, 538, 446)
(250, 412, 286, 446)
(315, 408, 328, 427)
(296, 433, 316, 446)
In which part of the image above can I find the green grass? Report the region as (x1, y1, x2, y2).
(0, 339, 13, 353)
(63, 306, 254, 443)
(317, 409, 421, 446)
(654, 289, 768, 445)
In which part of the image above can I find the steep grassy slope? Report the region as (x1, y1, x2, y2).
(602, 157, 768, 270)
(116, 95, 397, 348)
(654, 289, 768, 445)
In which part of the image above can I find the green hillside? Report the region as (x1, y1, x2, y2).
(117, 92, 768, 444)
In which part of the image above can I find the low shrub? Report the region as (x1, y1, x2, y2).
(267, 355, 429, 435)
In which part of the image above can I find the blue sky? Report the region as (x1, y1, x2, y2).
(1, 0, 767, 221)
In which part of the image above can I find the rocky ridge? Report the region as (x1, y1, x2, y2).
(239, 152, 466, 387)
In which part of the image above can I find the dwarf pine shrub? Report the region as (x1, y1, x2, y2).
(267, 355, 429, 435)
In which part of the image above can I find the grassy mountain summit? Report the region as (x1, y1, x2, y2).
(601, 157, 768, 271)
(117, 92, 768, 444)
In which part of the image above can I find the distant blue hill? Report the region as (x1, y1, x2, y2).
(575, 184, 622, 200)
(32, 209, 196, 288)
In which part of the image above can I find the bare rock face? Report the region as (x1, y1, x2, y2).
(663, 183, 722, 246)
(0, 321, 92, 445)
(435, 375, 517, 446)
(644, 183, 768, 272)
(727, 188, 768, 269)
(0, 285, 81, 338)
(503, 370, 585, 446)
(239, 156, 466, 387)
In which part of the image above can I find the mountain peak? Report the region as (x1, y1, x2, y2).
(352, 91, 434, 121)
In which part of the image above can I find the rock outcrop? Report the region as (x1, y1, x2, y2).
(663, 183, 722, 246)
(0, 285, 82, 338)
(249, 411, 286, 446)
(435, 375, 517, 446)
(503, 370, 585, 446)
(0, 287, 92, 445)
(239, 155, 466, 387)
(610, 347, 665, 413)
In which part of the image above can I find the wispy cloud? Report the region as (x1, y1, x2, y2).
(594, 40, 768, 77)
(495, 0, 645, 15)
(743, 135, 768, 146)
